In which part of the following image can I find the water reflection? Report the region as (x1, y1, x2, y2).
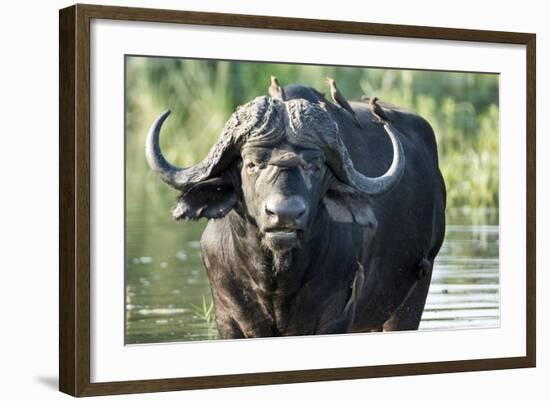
(125, 208, 499, 344)
(420, 209, 499, 330)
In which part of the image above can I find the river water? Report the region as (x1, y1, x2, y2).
(125, 208, 499, 344)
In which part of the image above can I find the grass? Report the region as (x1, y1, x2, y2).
(190, 296, 219, 340)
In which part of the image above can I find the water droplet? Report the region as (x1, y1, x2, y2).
(140, 256, 153, 264)
(188, 241, 201, 249)
(176, 251, 188, 261)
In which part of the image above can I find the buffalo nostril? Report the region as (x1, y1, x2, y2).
(264, 195, 307, 224)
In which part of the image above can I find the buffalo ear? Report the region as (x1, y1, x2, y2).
(172, 177, 237, 220)
(323, 181, 377, 229)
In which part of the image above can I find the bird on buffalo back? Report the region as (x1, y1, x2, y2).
(369, 96, 392, 124)
(325, 77, 362, 128)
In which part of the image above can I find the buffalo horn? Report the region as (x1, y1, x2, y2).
(145, 110, 220, 190)
(348, 122, 405, 196)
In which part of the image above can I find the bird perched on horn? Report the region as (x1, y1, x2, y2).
(269, 75, 286, 101)
(325, 77, 361, 127)
(369, 96, 392, 124)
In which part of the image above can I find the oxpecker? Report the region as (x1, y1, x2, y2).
(269, 75, 286, 101)
(369, 96, 391, 124)
(344, 261, 366, 315)
(326, 77, 361, 127)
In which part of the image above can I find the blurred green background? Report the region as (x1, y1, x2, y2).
(126, 56, 499, 211)
(125, 56, 499, 344)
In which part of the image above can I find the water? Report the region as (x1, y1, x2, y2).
(125, 207, 499, 344)
(420, 210, 499, 330)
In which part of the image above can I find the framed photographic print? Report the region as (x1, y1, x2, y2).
(59, 4, 536, 397)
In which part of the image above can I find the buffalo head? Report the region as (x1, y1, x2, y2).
(145, 95, 405, 252)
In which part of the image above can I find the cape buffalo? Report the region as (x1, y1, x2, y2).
(145, 80, 446, 338)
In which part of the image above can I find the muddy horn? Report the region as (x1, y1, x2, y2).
(145, 110, 233, 190)
(145, 97, 278, 191)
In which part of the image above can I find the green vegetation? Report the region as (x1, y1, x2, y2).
(190, 296, 218, 340)
(126, 56, 499, 211)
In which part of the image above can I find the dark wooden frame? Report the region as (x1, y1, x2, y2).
(59, 3, 536, 397)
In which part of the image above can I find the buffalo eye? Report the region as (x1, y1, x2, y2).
(303, 161, 321, 174)
(246, 161, 261, 174)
